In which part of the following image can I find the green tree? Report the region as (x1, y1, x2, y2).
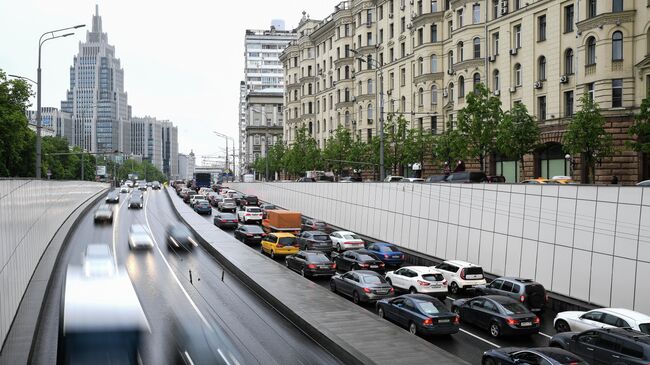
(432, 125, 468, 172)
(402, 127, 435, 176)
(627, 95, 650, 154)
(563, 94, 614, 184)
(496, 103, 540, 181)
(456, 83, 503, 171)
(0, 70, 36, 177)
(266, 141, 287, 180)
(283, 127, 321, 177)
(322, 125, 354, 176)
(117, 158, 164, 182)
(384, 113, 408, 175)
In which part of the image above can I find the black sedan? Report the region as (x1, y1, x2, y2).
(213, 213, 238, 229)
(451, 295, 540, 338)
(329, 270, 394, 304)
(234, 224, 266, 244)
(376, 294, 459, 336)
(482, 347, 588, 365)
(296, 231, 333, 253)
(333, 250, 385, 273)
(285, 251, 336, 278)
(166, 224, 198, 251)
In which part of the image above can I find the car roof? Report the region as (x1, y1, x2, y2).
(484, 295, 519, 304)
(498, 277, 538, 284)
(304, 230, 327, 235)
(352, 270, 382, 276)
(444, 260, 479, 267)
(402, 266, 441, 274)
(596, 308, 650, 322)
(333, 230, 355, 235)
(596, 327, 650, 342)
(273, 232, 296, 237)
(369, 242, 394, 247)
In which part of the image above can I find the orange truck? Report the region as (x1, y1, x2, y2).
(262, 210, 301, 234)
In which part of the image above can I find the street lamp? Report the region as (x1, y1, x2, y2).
(35, 24, 85, 178)
(213, 131, 235, 180)
(351, 48, 385, 181)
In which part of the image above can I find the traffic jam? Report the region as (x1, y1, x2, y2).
(173, 180, 650, 365)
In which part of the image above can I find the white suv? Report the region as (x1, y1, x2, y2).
(434, 260, 486, 294)
(237, 206, 263, 223)
(385, 266, 448, 300)
(189, 194, 206, 208)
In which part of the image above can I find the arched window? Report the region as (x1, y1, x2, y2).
(309, 122, 313, 134)
(448, 82, 455, 101)
(473, 37, 481, 58)
(367, 55, 374, 70)
(344, 88, 350, 101)
(586, 37, 596, 65)
(430, 54, 438, 72)
(358, 80, 363, 94)
(612, 31, 623, 61)
(401, 96, 406, 111)
(448, 50, 454, 69)
(418, 87, 424, 106)
(473, 73, 481, 92)
(538, 56, 546, 80)
(344, 111, 350, 125)
(323, 119, 327, 132)
(316, 120, 320, 133)
(431, 85, 438, 104)
(367, 104, 373, 121)
(457, 42, 464, 62)
(458, 76, 465, 98)
(345, 65, 350, 78)
(367, 79, 373, 93)
(514, 63, 522, 86)
(418, 57, 424, 75)
(565, 49, 574, 75)
(493, 70, 500, 90)
(359, 105, 363, 122)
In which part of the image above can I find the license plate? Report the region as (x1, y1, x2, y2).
(370, 265, 378, 268)
(319, 265, 329, 269)
(431, 284, 442, 288)
(376, 290, 388, 294)
(520, 322, 532, 327)
(254, 235, 260, 238)
(438, 319, 450, 323)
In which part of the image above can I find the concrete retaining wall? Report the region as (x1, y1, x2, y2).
(0, 179, 108, 347)
(228, 182, 650, 313)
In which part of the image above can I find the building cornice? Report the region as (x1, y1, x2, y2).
(576, 10, 636, 34)
(334, 56, 356, 67)
(356, 93, 376, 102)
(414, 72, 444, 85)
(413, 11, 444, 28)
(452, 58, 484, 73)
(335, 101, 354, 109)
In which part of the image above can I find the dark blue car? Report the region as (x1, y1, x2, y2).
(481, 347, 588, 365)
(376, 294, 459, 336)
(363, 243, 404, 266)
(194, 200, 212, 215)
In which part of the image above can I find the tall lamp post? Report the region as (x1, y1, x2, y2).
(351, 49, 385, 181)
(213, 131, 235, 180)
(35, 24, 85, 178)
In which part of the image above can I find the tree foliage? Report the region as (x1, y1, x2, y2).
(563, 94, 613, 183)
(322, 125, 354, 175)
(282, 126, 321, 177)
(0, 70, 36, 177)
(384, 113, 409, 175)
(627, 95, 650, 154)
(117, 158, 165, 183)
(402, 126, 435, 169)
(432, 124, 468, 171)
(496, 103, 540, 181)
(456, 83, 503, 171)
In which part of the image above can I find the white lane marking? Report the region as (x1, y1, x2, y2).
(459, 328, 501, 348)
(538, 332, 553, 339)
(143, 191, 211, 327)
(112, 197, 126, 262)
(217, 348, 232, 365)
(184, 351, 195, 365)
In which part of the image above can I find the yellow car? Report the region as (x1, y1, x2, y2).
(260, 232, 299, 259)
(550, 176, 578, 184)
(521, 178, 559, 184)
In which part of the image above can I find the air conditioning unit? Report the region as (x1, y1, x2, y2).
(488, 55, 496, 62)
(411, 12, 417, 20)
(493, 89, 500, 96)
(443, 90, 449, 97)
(509, 48, 517, 56)
(387, 89, 393, 95)
(400, 5, 405, 10)
(318, 70, 323, 76)
(447, 69, 454, 75)
(509, 86, 516, 93)
(560, 75, 569, 84)
(368, 119, 374, 124)
(533, 81, 543, 89)
(389, 13, 394, 18)
(351, 96, 357, 102)
(407, 23, 412, 29)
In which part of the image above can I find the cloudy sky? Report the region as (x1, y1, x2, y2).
(0, 0, 335, 164)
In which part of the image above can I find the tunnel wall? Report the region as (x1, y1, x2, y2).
(0, 179, 107, 347)
(228, 182, 650, 313)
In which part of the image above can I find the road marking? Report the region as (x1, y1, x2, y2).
(538, 332, 553, 339)
(143, 191, 211, 328)
(112, 197, 126, 262)
(459, 328, 501, 348)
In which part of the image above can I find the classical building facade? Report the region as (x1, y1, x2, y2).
(244, 91, 284, 176)
(281, 0, 650, 183)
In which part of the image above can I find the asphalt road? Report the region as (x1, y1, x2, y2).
(31, 188, 342, 365)
(197, 196, 560, 365)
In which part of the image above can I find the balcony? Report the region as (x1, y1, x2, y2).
(585, 64, 597, 75)
(412, 10, 444, 28)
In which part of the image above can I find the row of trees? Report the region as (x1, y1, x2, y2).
(253, 83, 650, 183)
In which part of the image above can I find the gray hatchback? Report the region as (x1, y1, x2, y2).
(475, 277, 547, 312)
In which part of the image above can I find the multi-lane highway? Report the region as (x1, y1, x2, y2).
(194, 192, 560, 365)
(31, 188, 342, 365)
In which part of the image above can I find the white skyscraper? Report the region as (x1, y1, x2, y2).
(61, 5, 130, 153)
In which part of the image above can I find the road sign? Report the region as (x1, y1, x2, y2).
(96, 165, 107, 176)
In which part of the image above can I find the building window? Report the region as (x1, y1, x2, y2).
(473, 4, 480, 23)
(514, 0, 521, 10)
(448, 82, 454, 101)
(492, 0, 499, 20)
(587, 82, 595, 101)
(431, 0, 438, 12)
(564, 5, 574, 33)
(368, 104, 373, 121)
(538, 15, 546, 41)
(612, 31, 623, 61)
(367, 32, 373, 46)
(345, 111, 351, 126)
(458, 76, 465, 98)
(586, 37, 596, 65)
(448, 50, 454, 69)
(514, 24, 521, 48)
(418, 28, 423, 45)
(418, 88, 424, 106)
(431, 24, 438, 42)
(612, 0, 623, 12)
(430, 55, 438, 72)
(473, 37, 480, 58)
(538, 96, 546, 120)
(358, 80, 363, 95)
(368, 79, 374, 93)
(367, 55, 374, 69)
(390, 23, 394, 38)
(389, 72, 395, 89)
(588, 0, 597, 18)
(564, 91, 574, 117)
(493, 69, 500, 90)
(472, 73, 480, 92)
(612, 79, 623, 107)
(401, 16, 406, 33)
(418, 57, 424, 75)
(514, 63, 522, 86)
(457, 9, 463, 28)
(379, 28, 384, 43)
(400, 42, 406, 57)
(400, 68, 406, 86)
(458, 41, 464, 62)
(358, 106, 363, 122)
(431, 85, 438, 104)
(538, 56, 546, 80)
(400, 96, 406, 111)
(565, 49, 574, 75)
(448, 20, 453, 38)
(345, 88, 350, 101)
(492, 32, 499, 55)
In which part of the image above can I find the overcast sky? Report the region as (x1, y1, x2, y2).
(0, 0, 335, 164)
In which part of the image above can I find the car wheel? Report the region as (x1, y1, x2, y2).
(554, 320, 571, 333)
(329, 280, 337, 293)
(449, 282, 460, 294)
(489, 322, 501, 338)
(300, 268, 306, 277)
(386, 278, 392, 286)
(409, 322, 417, 335)
(337, 243, 342, 251)
(378, 307, 385, 319)
(270, 250, 276, 259)
(482, 358, 497, 365)
(260, 246, 265, 255)
(409, 287, 417, 294)
(352, 291, 360, 304)
(285, 260, 289, 268)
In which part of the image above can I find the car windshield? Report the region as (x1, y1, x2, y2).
(198, 201, 209, 207)
(194, 195, 205, 200)
(357, 254, 376, 261)
(362, 275, 386, 284)
(465, 267, 484, 276)
(343, 234, 361, 240)
(313, 235, 329, 241)
(263, 205, 276, 210)
(377, 245, 399, 252)
(223, 199, 235, 204)
(278, 237, 295, 245)
(306, 253, 330, 263)
(245, 225, 264, 233)
(639, 323, 650, 334)
(500, 301, 529, 315)
(247, 208, 261, 212)
(422, 273, 445, 282)
(417, 300, 448, 315)
(172, 226, 192, 237)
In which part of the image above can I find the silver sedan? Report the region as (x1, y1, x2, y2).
(128, 224, 154, 250)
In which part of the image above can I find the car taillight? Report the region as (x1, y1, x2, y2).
(423, 318, 433, 326)
(533, 316, 540, 324)
(363, 287, 372, 293)
(246, 234, 253, 237)
(442, 279, 448, 286)
(246, 213, 251, 216)
(389, 287, 395, 293)
(453, 315, 460, 324)
(506, 317, 519, 326)
(459, 268, 466, 280)
(379, 263, 385, 267)
(331, 263, 336, 269)
(307, 264, 316, 269)
(383, 254, 389, 259)
(359, 263, 369, 268)
(417, 280, 430, 286)
(520, 295, 525, 303)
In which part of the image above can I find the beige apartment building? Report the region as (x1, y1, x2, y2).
(280, 0, 650, 183)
